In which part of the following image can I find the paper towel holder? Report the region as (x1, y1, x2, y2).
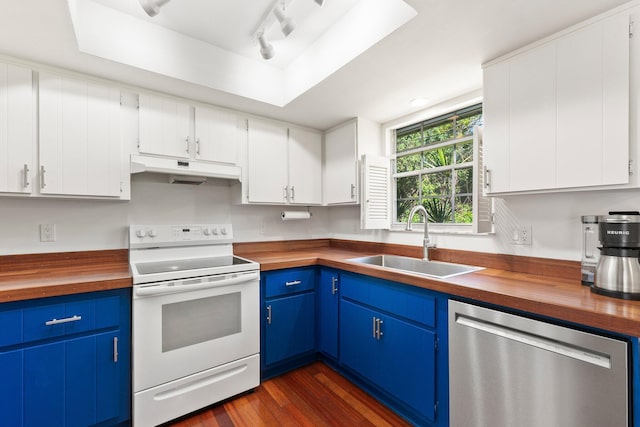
(281, 207, 312, 221)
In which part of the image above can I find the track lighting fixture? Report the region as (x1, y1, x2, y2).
(253, 0, 326, 60)
(273, 6, 296, 37)
(138, 0, 171, 17)
(258, 33, 275, 60)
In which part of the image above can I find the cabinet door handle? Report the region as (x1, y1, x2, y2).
(377, 319, 384, 339)
(290, 186, 295, 201)
(372, 317, 377, 339)
(40, 165, 46, 189)
(484, 167, 491, 189)
(196, 137, 200, 155)
(113, 336, 119, 363)
(45, 315, 82, 326)
(283, 186, 288, 202)
(267, 305, 272, 324)
(23, 164, 30, 188)
(350, 183, 356, 200)
(285, 280, 301, 286)
(331, 276, 338, 294)
(185, 136, 190, 154)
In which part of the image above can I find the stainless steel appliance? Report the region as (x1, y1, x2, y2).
(129, 224, 260, 427)
(449, 300, 629, 427)
(594, 213, 640, 299)
(581, 215, 599, 285)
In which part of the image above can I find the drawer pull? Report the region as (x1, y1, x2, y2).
(285, 280, 302, 286)
(45, 315, 82, 326)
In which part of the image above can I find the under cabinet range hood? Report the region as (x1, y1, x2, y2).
(131, 154, 241, 181)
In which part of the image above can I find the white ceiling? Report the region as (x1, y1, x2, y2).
(0, 0, 631, 130)
(92, 0, 364, 66)
(67, 0, 417, 106)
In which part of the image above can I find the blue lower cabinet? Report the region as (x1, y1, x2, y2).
(317, 268, 339, 360)
(261, 268, 316, 377)
(0, 289, 131, 427)
(264, 293, 316, 365)
(340, 299, 437, 423)
(339, 272, 447, 427)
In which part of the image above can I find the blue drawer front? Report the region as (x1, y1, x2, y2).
(341, 273, 437, 328)
(23, 303, 67, 343)
(263, 267, 315, 298)
(10, 295, 121, 346)
(0, 308, 23, 347)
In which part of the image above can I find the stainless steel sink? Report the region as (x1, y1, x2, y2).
(348, 254, 484, 279)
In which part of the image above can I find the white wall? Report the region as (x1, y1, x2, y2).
(0, 173, 331, 255)
(329, 188, 640, 261)
(4, 172, 640, 261)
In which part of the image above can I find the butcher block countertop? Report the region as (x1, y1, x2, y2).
(0, 249, 131, 303)
(235, 239, 640, 338)
(1, 240, 640, 338)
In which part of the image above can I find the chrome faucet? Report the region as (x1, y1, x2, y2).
(406, 205, 435, 261)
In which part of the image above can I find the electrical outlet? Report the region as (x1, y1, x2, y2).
(511, 225, 532, 245)
(40, 224, 56, 242)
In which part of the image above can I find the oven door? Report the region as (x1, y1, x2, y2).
(133, 270, 260, 392)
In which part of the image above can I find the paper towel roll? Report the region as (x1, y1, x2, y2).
(281, 211, 311, 220)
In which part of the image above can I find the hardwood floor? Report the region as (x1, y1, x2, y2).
(167, 362, 411, 427)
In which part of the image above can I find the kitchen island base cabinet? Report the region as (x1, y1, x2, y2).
(261, 267, 316, 379)
(0, 288, 131, 427)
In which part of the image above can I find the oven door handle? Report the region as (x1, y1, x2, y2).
(135, 271, 259, 297)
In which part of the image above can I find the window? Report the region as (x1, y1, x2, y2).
(394, 104, 484, 226)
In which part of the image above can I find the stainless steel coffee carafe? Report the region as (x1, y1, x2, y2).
(594, 213, 640, 299)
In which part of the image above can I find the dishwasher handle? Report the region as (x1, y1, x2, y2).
(135, 271, 259, 297)
(455, 314, 612, 369)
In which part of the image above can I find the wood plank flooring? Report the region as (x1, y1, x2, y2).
(167, 362, 411, 427)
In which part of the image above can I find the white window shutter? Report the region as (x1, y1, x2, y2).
(360, 154, 391, 229)
(472, 126, 494, 233)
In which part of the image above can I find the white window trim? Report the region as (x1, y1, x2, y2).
(381, 99, 493, 235)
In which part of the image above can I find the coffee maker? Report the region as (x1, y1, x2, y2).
(581, 215, 599, 285)
(594, 212, 640, 299)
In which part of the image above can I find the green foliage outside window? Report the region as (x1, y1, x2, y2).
(395, 105, 482, 224)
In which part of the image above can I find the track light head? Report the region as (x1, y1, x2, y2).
(273, 6, 296, 37)
(258, 33, 275, 60)
(139, 0, 171, 17)
(314, 0, 325, 6)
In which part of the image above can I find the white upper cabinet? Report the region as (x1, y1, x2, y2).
(508, 42, 557, 192)
(139, 93, 190, 159)
(324, 121, 358, 204)
(556, 12, 629, 188)
(39, 72, 123, 198)
(194, 105, 237, 164)
(0, 63, 33, 194)
(288, 127, 322, 205)
(247, 119, 289, 204)
(323, 118, 381, 205)
(483, 9, 631, 194)
(242, 118, 322, 205)
(139, 93, 240, 167)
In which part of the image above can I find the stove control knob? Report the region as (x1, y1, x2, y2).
(136, 229, 146, 238)
(203, 228, 210, 236)
(221, 227, 227, 235)
(211, 227, 219, 235)
(148, 229, 157, 238)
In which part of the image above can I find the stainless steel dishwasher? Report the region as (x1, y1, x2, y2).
(449, 300, 630, 427)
